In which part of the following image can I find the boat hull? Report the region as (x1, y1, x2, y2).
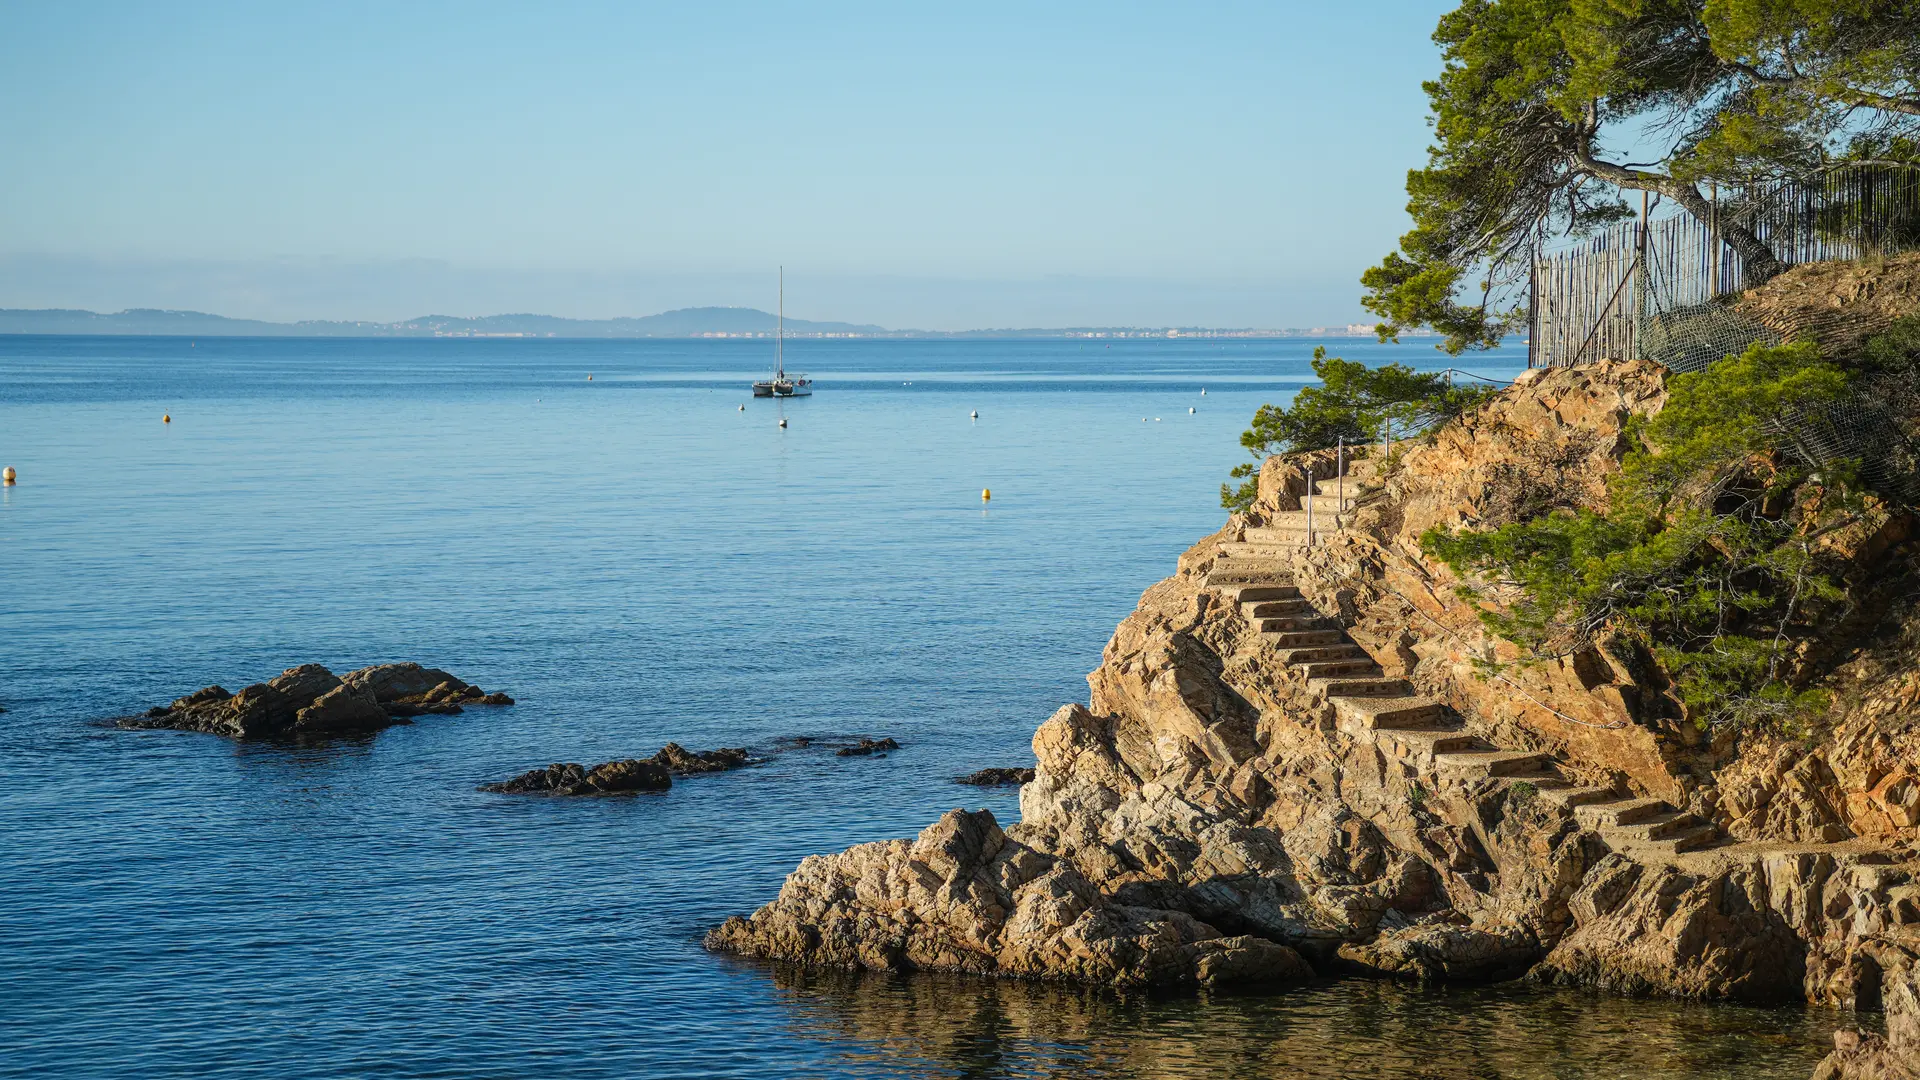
(752, 379, 811, 397)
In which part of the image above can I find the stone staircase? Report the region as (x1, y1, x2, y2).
(1214, 456, 1377, 560)
(1202, 463, 1722, 863)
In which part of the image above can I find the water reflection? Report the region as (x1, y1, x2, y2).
(755, 963, 1838, 1079)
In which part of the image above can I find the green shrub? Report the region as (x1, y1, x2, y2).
(1422, 340, 1857, 731)
(1222, 349, 1495, 510)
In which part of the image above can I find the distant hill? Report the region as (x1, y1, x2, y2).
(0, 305, 1392, 339)
(0, 306, 887, 338)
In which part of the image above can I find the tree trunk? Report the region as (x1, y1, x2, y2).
(1662, 182, 1786, 285)
(1573, 146, 1789, 285)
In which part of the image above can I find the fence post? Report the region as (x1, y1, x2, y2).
(1708, 180, 1719, 297)
(1634, 190, 1649, 360)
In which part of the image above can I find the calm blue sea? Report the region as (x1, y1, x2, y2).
(0, 335, 1837, 1078)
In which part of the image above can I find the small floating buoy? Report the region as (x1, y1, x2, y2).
(587, 373, 594, 381)
(1189, 407, 1195, 414)
(739, 404, 745, 411)
(1201, 388, 1207, 395)
(1154, 417, 1161, 422)
(779, 418, 788, 428)
(162, 414, 171, 423)
(970, 410, 978, 419)
(982, 488, 991, 502)
(2, 466, 14, 485)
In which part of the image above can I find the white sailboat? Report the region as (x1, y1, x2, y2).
(752, 267, 812, 397)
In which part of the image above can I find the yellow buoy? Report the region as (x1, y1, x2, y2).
(587, 373, 594, 381)
(982, 488, 991, 502)
(2, 466, 14, 484)
(163, 414, 171, 423)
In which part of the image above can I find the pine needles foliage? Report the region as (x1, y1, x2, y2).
(1422, 340, 1866, 731)
(1221, 349, 1496, 511)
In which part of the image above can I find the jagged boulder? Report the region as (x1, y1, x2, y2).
(341, 662, 514, 715)
(956, 768, 1036, 786)
(480, 759, 672, 795)
(705, 808, 1315, 990)
(649, 742, 750, 774)
(123, 662, 511, 739)
(1815, 941, 1920, 1079)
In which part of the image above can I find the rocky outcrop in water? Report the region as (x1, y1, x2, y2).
(649, 741, 751, 774)
(480, 743, 751, 796)
(704, 806, 1314, 989)
(708, 353, 1920, 1025)
(835, 738, 901, 757)
(123, 662, 511, 739)
(956, 768, 1036, 786)
(481, 759, 673, 795)
(1815, 941, 1920, 1079)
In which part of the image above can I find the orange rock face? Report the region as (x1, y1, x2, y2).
(708, 357, 1920, 1041)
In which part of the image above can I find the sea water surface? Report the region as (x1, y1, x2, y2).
(0, 335, 1840, 1078)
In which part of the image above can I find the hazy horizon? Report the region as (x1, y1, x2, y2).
(0, 2, 1453, 328)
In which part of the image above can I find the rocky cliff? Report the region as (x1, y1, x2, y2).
(708, 356, 1920, 1063)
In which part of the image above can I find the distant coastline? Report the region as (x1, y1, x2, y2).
(0, 306, 1425, 340)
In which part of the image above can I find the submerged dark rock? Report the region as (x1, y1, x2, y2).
(955, 768, 1036, 786)
(480, 743, 751, 796)
(835, 738, 901, 757)
(481, 759, 672, 795)
(122, 662, 511, 739)
(650, 742, 750, 774)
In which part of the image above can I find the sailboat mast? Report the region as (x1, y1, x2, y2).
(777, 266, 784, 380)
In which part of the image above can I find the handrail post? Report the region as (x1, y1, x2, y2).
(1305, 463, 1314, 548)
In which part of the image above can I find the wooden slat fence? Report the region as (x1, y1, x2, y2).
(1529, 166, 1920, 368)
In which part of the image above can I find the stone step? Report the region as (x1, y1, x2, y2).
(1213, 584, 1305, 599)
(1659, 823, 1721, 854)
(1333, 695, 1446, 730)
(1254, 513, 1340, 529)
(1266, 629, 1347, 647)
(1434, 749, 1554, 779)
(1255, 615, 1334, 633)
(1575, 797, 1671, 828)
(1274, 644, 1369, 665)
(1212, 583, 1300, 603)
(1206, 563, 1295, 586)
(1244, 525, 1313, 543)
(1627, 811, 1709, 842)
(1309, 676, 1415, 699)
(1374, 728, 1479, 764)
(1297, 659, 1383, 680)
(1302, 492, 1360, 512)
(1242, 598, 1314, 619)
(1536, 784, 1621, 808)
(1214, 542, 1305, 560)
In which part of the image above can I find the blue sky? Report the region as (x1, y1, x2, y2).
(0, 1, 1454, 328)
